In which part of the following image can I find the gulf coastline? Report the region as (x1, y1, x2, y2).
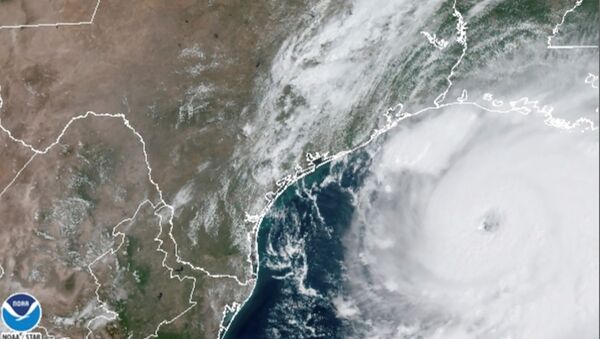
(224, 153, 371, 338)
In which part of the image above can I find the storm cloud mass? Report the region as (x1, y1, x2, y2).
(341, 103, 598, 338)
(335, 18, 599, 338)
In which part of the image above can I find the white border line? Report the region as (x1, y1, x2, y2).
(1, 0, 598, 337)
(547, 0, 599, 49)
(0, 88, 247, 338)
(0, 0, 101, 30)
(219, 0, 599, 336)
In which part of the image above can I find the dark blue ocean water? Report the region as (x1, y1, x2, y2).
(224, 153, 371, 339)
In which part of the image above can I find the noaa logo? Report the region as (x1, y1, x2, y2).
(1, 293, 42, 333)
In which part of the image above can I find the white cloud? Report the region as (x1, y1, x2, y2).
(342, 100, 599, 338)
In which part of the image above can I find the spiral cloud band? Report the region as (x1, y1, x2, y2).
(341, 104, 599, 338)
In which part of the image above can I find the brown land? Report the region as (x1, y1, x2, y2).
(0, 0, 306, 337)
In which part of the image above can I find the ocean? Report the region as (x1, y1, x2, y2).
(224, 152, 372, 339)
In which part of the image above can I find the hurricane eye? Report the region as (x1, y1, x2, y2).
(479, 210, 502, 233)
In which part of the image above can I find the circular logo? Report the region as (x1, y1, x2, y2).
(1, 293, 42, 332)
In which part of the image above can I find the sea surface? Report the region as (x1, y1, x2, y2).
(224, 152, 372, 339)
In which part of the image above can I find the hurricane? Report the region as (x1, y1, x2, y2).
(340, 104, 598, 339)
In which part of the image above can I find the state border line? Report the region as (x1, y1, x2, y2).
(0, 0, 101, 30)
(547, 0, 599, 50)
